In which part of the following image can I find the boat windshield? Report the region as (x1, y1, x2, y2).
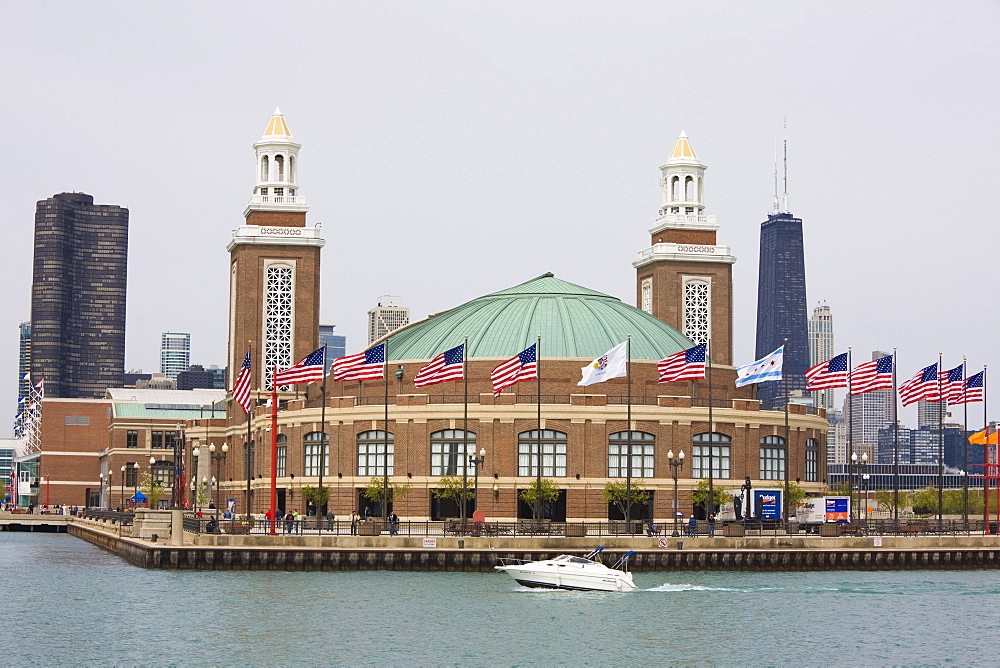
(555, 555, 595, 564)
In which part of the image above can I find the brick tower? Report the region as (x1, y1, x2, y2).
(633, 132, 736, 365)
(227, 108, 325, 402)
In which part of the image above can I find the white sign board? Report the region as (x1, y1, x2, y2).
(422, 538, 437, 548)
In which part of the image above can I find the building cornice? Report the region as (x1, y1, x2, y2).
(633, 242, 736, 268)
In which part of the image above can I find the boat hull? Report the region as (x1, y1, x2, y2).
(496, 565, 636, 592)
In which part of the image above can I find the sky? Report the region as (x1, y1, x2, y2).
(2, 1, 998, 436)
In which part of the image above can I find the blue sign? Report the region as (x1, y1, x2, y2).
(754, 490, 782, 520)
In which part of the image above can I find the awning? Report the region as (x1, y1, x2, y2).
(131, 491, 148, 502)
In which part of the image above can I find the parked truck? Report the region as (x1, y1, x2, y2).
(794, 496, 850, 532)
(717, 487, 785, 523)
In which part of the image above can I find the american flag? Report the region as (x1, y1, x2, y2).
(273, 347, 326, 386)
(331, 343, 386, 381)
(940, 364, 964, 405)
(491, 344, 538, 397)
(414, 343, 465, 387)
(849, 355, 894, 395)
(657, 343, 707, 384)
(899, 362, 940, 406)
(952, 370, 985, 405)
(232, 350, 252, 414)
(804, 352, 848, 390)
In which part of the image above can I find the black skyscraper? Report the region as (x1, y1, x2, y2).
(755, 212, 808, 409)
(30, 192, 129, 398)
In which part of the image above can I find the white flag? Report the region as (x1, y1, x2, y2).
(735, 346, 784, 387)
(578, 341, 628, 387)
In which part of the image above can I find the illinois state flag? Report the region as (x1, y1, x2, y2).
(735, 346, 784, 387)
(578, 341, 628, 387)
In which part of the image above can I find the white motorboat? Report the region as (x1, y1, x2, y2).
(494, 547, 637, 592)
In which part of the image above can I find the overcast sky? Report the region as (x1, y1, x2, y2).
(2, 1, 997, 437)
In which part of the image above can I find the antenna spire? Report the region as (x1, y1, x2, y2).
(782, 117, 789, 213)
(772, 134, 779, 214)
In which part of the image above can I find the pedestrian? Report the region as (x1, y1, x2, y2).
(387, 510, 399, 535)
(284, 511, 294, 534)
(293, 510, 302, 534)
(350, 510, 359, 535)
(708, 513, 716, 537)
(326, 510, 335, 531)
(646, 519, 658, 537)
(686, 515, 697, 536)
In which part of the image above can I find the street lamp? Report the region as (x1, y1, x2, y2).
(862, 473, 871, 525)
(119, 465, 126, 511)
(99, 472, 106, 508)
(173, 424, 184, 508)
(667, 450, 685, 536)
(132, 461, 140, 506)
(194, 442, 228, 521)
(468, 446, 486, 516)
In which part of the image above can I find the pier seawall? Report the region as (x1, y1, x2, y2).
(69, 521, 1000, 572)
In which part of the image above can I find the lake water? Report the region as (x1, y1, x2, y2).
(2, 533, 998, 665)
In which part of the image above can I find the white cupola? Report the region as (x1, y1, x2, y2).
(659, 131, 706, 216)
(246, 107, 308, 214)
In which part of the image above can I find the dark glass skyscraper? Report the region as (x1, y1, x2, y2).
(755, 212, 808, 409)
(30, 192, 129, 398)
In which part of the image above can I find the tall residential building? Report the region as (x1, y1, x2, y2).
(176, 364, 226, 390)
(160, 332, 191, 380)
(319, 325, 347, 371)
(18, 321, 31, 407)
(808, 303, 835, 410)
(826, 409, 846, 466)
(30, 192, 128, 398)
(633, 131, 736, 365)
(755, 208, 808, 409)
(368, 296, 410, 345)
(917, 398, 948, 429)
(227, 108, 324, 398)
(842, 350, 894, 464)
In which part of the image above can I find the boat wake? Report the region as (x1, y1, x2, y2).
(645, 583, 743, 592)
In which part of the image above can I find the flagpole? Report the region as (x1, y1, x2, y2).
(782, 338, 790, 524)
(318, 345, 328, 533)
(383, 348, 390, 523)
(625, 335, 632, 526)
(270, 365, 278, 532)
(937, 353, 944, 522)
(535, 335, 542, 523)
(962, 357, 968, 526)
(245, 342, 253, 522)
(847, 347, 854, 523)
(461, 336, 469, 521)
(892, 348, 899, 523)
(983, 365, 989, 531)
(707, 339, 714, 527)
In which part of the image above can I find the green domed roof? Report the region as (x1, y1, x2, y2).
(384, 273, 696, 361)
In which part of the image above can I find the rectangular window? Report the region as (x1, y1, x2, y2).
(304, 443, 328, 477)
(126, 430, 138, 448)
(692, 444, 731, 479)
(164, 431, 177, 451)
(430, 439, 475, 476)
(276, 445, 287, 478)
(760, 447, 785, 481)
(608, 443, 654, 478)
(64, 416, 90, 426)
(151, 431, 164, 449)
(805, 448, 818, 482)
(518, 442, 567, 477)
(125, 464, 138, 488)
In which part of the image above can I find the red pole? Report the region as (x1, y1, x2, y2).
(46, 476, 50, 508)
(269, 366, 278, 535)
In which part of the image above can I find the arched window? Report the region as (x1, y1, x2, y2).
(805, 438, 818, 482)
(608, 431, 654, 478)
(671, 176, 679, 201)
(518, 430, 567, 477)
(274, 154, 285, 181)
(304, 432, 327, 477)
(289, 155, 295, 184)
(692, 433, 731, 479)
(430, 429, 476, 476)
(760, 435, 786, 480)
(276, 434, 287, 477)
(260, 155, 269, 182)
(357, 430, 393, 476)
(698, 176, 704, 204)
(684, 175, 694, 200)
(641, 278, 652, 314)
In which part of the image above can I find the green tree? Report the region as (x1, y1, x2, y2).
(361, 477, 411, 517)
(195, 483, 209, 509)
(909, 487, 938, 516)
(600, 480, 651, 518)
(785, 481, 806, 509)
(431, 476, 476, 517)
(690, 479, 729, 514)
(518, 478, 561, 521)
(301, 485, 330, 512)
(139, 472, 167, 508)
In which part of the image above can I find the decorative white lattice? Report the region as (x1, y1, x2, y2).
(14, 380, 43, 455)
(641, 279, 652, 314)
(683, 280, 710, 344)
(264, 265, 293, 390)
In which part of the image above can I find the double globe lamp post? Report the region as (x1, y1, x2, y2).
(667, 449, 685, 537)
(193, 442, 228, 521)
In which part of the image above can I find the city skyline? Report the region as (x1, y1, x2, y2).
(1, 3, 997, 435)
